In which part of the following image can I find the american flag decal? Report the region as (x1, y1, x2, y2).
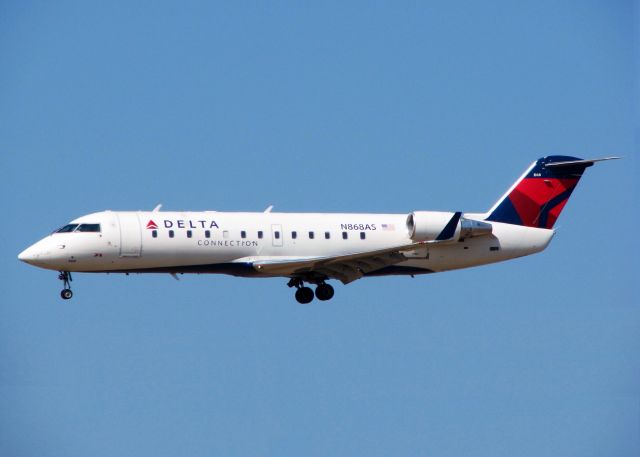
(381, 223, 395, 231)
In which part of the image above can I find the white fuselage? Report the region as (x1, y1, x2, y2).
(18, 210, 554, 278)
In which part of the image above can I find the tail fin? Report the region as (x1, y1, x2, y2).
(486, 156, 619, 229)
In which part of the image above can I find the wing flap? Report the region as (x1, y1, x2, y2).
(252, 241, 429, 284)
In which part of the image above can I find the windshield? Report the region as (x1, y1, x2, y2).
(76, 224, 101, 232)
(55, 224, 79, 233)
(54, 223, 101, 233)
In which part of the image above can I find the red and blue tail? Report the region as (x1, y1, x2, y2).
(485, 156, 617, 229)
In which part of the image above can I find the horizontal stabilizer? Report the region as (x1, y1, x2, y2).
(545, 157, 620, 168)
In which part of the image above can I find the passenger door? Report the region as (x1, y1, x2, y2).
(117, 212, 142, 257)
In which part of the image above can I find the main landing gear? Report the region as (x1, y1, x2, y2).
(58, 271, 73, 300)
(288, 278, 335, 304)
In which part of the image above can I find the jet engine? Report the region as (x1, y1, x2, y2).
(406, 211, 493, 242)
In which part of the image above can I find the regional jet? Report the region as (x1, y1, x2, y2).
(18, 156, 617, 303)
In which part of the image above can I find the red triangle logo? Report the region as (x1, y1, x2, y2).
(146, 220, 158, 229)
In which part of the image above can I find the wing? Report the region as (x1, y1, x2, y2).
(252, 240, 430, 284)
(251, 212, 464, 284)
(252, 212, 464, 284)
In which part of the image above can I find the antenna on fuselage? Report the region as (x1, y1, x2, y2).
(152, 204, 162, 212)
(264, 205, 273, 213)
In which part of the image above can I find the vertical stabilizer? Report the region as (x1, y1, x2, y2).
(485, 156, 618, 229)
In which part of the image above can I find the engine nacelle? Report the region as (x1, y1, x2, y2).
(406, 211, 493, 242)
(406, 211, 457, 241)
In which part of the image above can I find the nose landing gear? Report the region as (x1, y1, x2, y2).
(288, 278, 335, 303)
(58, 271, 73, 300)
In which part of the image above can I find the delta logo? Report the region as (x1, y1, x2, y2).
(146, 219, 220, 229)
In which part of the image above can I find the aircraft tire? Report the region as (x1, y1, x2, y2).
(315, 283, 334, 301)
(60, 289, 73, 300)
(295, 287, 314, 304)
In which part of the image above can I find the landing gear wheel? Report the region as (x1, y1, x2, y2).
(60, 289, 73, 300)
(295, 286, 314, 304)
(58, 271, 73, 300)
(315, 283, 334, 301)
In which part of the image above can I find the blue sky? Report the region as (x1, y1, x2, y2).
(1, 1, 637, 456)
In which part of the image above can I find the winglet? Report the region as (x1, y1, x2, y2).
(435, 212, 462, 241)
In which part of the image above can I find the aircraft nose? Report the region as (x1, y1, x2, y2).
(18, 239, 55, 266)
(18, 238, 70, 270)
(18, 245, 39, 264)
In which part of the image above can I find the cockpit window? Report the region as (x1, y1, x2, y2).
(54, 223, 101, 233)
(76, 224, 101, 233)
(56, 224, 79, 233)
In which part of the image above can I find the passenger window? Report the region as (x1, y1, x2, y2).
(292, 231, 297, 239)
(325, 232, 330, 239)
(152, 230, 157, 238)
(169, 230, 174, 238)
(241, 231, 246, 239)
(360, 232, 366, 240)
(258, 231, 263, 239)
(205, 230, 211, 238)
(76, 224, 101, 232)
(342, 231, 348, 240)
(275, 231, 280, 239)
(187, 230, 192, 238)
(223, 230, 229, 239)
(309, 231, 314, 239)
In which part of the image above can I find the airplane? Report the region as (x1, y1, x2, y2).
(18, 155, 618, 303)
